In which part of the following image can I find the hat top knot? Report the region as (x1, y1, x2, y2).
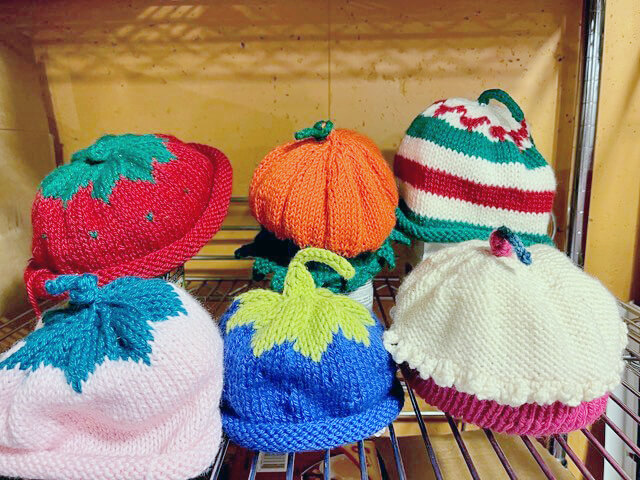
(45, 274, 100, 306)
(489, 226, 532, 265)
(294, 120, 334, 141)
(2, 276, 186, 393)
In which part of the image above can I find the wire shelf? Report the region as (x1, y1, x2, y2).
(1, 277, 638, 479)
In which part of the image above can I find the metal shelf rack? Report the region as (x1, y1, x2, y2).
(0, 0, 621, 477)
(1, 276, 638, 479)
(180, 277, 639, 480)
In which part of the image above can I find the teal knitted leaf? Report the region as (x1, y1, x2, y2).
(0, 274, 186, 393)
(40, 134, 176, 206)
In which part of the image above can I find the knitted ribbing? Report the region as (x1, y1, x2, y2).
(396, 202, 553, 247)
(25, 134, 233, 313)
(221, 248, 403, 452)
(407, 374, 608, 436)
(384, 239, 627, 410)
(250, 124, 398, 257)
(394, 89, 556, 245)
(235, 227, 409, 293)
(0, 276, 223, 480)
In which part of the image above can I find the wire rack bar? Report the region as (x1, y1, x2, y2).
(285, 452, 295, 480)
(521, 436, 556, 480)
(581, 427, 631, 479)
(602, 413, 640, 459)
(323, 450, 331, 480)
(610, 393, 640, 441)
(553, 434, 596, 480)
(248, 452, 259, 480)
(483, 429, 518, 480)
(446, 415, 481, 480)
(357, 441, 367, 480)
(622, 380, 640, 399)
(207, 436, 229, 480)
(388, 423, 407, 480)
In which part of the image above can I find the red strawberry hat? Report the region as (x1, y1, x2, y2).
(25, 133, 232, 313)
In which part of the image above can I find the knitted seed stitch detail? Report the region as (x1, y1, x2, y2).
(235, 227, 409, 293)
(25, 134, 233, 313)
(227, 248, 374, 361)
(394, 89, 556, 245)
(249, 123, 398, 257)
(384, 240, 627, 408)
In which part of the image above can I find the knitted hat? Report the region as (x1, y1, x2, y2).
(250, 121, 399, 257)
(221, 248, 404, 452)
(384, 228, 627, 436)
(395, 89, 556, 246)
(235, 227, 408, 294)
(25, 133, 233, 312)
(0, 274, 223, 480)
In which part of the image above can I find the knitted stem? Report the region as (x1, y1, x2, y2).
(294, 120, 334, 141)
(477, 89, 525, 122)
(282, 248, 355, 296)
(45, 274, 99, 305)
(490, 226, 532, 265)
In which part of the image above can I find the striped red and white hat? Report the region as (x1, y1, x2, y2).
(394, 89, 556, 246)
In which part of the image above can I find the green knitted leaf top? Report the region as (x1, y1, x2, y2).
(235, 228, 410, 293)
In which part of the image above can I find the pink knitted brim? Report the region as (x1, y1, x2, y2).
(407, 372, 608, 436)
(0, 425, 220, 480)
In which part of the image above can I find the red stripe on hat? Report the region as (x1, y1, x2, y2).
(394, 155, 554, 214)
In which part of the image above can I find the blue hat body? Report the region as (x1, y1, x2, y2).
(220, 248, 404, 453)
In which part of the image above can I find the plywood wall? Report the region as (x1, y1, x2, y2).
(3, 0, 583, 250)
(0, 34, 55, 318)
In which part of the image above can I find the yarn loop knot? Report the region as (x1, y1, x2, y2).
(45, 274, 100, 306)
(283, 247, 355, 296)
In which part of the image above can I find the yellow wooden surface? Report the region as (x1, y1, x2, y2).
(584, 0, 640, 300)
(1, 0, 582, 254)
(0, 2, 635, 477)
(0, 34, 55, 319)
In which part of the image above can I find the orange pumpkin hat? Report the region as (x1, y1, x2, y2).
(249, 121, 399, 258)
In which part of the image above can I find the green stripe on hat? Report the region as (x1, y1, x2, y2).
(406, 116, 548, 170)
(396, 201, 554, 246)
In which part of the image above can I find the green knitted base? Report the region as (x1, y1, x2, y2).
(235, 228, 410, 293)
(396, 200, 553, 247)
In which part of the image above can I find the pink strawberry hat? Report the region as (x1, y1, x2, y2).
(384, 227, 627, 435)
(0, 274, 223, 480)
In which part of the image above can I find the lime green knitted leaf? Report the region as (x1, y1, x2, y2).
(226, 248, 375, 362)
(40, 134, 176, 206)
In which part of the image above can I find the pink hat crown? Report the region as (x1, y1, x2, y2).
(0, 275, 223, 480)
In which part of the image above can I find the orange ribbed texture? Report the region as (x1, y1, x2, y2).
(250, 128, 398, 257)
